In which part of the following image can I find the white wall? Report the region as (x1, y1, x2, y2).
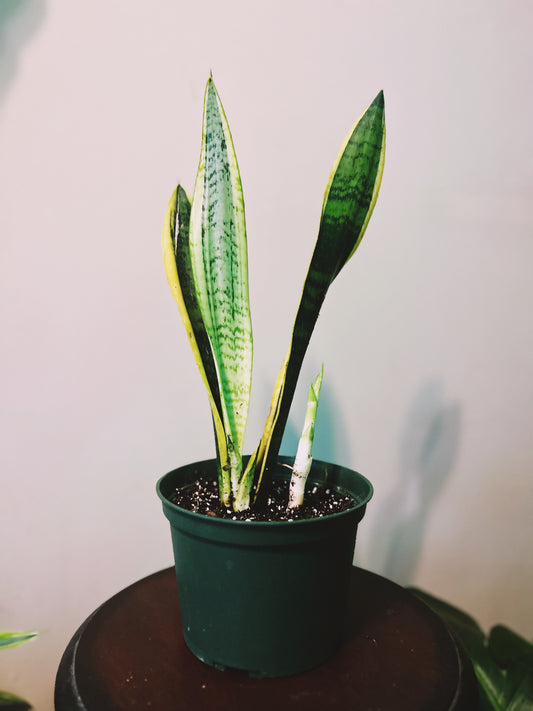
(1, 1, 532, 708)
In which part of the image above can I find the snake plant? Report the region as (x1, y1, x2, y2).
(163, 76, 385, 512)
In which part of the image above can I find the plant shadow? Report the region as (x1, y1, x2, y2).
(369, 379, 462, 585)
(280, 381, 353, 467)
(0, 0, 47, 107)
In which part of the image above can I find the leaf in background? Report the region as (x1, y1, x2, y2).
(489, 625, 533, 711)
(0, 632, 36, 710)
(410, 589, 533, 711)
(253, 90, 385, 497)
(506, 669, 533, 711)
(0, 632, 37, 651)
(287, 366, 323, 510)
(0, 690, 32, 709)
(488, 625, 533, 669)
(188, 76, 253, 502)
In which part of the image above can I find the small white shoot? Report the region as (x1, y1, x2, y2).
(287, 366, 324, 510)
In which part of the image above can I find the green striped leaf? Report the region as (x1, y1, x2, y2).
(162, 185, 231, 504)
(253, 91, 385, 497)
(189, 77, 253, 503)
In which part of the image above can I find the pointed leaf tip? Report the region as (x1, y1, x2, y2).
(371, 90, 384, 111)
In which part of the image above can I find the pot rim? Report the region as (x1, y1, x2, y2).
(156, 455, 373, 529)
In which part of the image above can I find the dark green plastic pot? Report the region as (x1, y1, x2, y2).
(157, 456, 373, 678)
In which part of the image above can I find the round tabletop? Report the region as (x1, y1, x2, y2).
(55, 567, 478, 710)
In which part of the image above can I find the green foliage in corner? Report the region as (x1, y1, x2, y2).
(0, 691, 32, 710)
(0, 631, 37, 710)
(410, 589, 533, 711)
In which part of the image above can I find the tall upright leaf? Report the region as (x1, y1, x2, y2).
(188, 77, 253, 502)
(253, 91, 385, 498)
(162, 185, 231, 504)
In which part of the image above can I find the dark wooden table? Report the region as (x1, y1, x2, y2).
(55, 567, 478, 710)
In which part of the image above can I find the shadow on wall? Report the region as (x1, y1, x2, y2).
(0, 0, 46, 106)
(280, 382, 353, 467)
(369, 380, 462, 586)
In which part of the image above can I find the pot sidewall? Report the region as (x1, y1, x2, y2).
(157, 457, 373, 677)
